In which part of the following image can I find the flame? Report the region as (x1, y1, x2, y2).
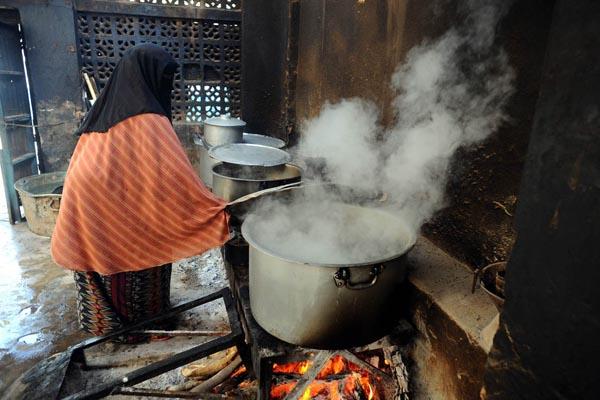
(270, 381, 298, 399)
(270, 355, 380, 399)
(230, 364, 247, 378)
(273, 360, 312, 375)
(238, 380, 253, 389)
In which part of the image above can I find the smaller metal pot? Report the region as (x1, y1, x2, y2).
(212, 163, 302, 202)
(203, 115, 246, 147)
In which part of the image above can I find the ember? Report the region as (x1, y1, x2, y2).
(270, 355, 380, 400)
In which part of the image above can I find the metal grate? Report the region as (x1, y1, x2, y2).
(75, 11, 241, 122)
(129, 0, 240, 9)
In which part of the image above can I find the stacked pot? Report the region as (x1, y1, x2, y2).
(196, 115, 289, 189)
(197, 115, 246, 189)
(198, 116, 302, 267)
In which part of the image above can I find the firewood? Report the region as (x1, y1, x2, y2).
(182, 347, 238, 378)
(190, 356, 243, 393)
(167, 380, 203, 391)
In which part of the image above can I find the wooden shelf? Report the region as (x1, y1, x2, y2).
(4, 113, 30, 123)
(0, 69, 25, 77)
(11, 152, 36, 165)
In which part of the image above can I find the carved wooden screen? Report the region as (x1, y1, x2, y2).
(74, 1, 241, 122)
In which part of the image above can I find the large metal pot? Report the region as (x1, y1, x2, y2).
(212, 163, 302, 202)
(203, 115, 246, 147)
(241, 203, 416, 348)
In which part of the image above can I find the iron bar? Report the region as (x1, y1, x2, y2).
(61, 288, 245, 400)
(283, 351, 335, 400)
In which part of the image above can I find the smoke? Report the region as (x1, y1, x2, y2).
(248, 0, 515, 263)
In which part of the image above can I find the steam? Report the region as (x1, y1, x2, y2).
(249, 0, 515, 263)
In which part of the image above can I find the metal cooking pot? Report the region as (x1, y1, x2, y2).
(197, 138, 219, 189)
(195, 133, 287, 189)
(241, 203, 416, 348)
(203, 115, 246, 147)
(212, 163, 302, 202)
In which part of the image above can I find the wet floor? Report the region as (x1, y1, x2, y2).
(0, 219, 230, 395)
(0, 221, 86, 393)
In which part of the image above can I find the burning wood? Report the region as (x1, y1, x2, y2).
(270, 355, 381, 400)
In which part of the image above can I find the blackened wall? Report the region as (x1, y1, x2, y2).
(241, 0, 297, 141)
(0, 0, 82, 172)
(294, 0, 555, 269)
(483, 1, 600, 398)
(295, 0, 406, 127)
(424, 0, 555, 268)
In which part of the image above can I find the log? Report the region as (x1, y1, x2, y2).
(167, 380, 203, 392)
(182, 347, 238, 378)
(190, 356, 243, 393)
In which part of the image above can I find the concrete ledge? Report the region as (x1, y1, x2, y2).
(405, 237, 499, 400)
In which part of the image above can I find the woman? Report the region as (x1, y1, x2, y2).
(51, 44, 230, 337)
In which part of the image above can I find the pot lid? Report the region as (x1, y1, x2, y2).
(204, 114, 246, 127)
(243, 133, 286, 149)
(209, 143, 292, 167)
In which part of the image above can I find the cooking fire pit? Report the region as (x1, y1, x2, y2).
(223, 250, 411, 399)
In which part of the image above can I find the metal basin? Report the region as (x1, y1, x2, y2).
(242, 203, 416, 348)
(14, 172, 66, 237)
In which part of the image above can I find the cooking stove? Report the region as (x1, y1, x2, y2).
(34, 233, 410, 400)
(223, 246, 412, 400)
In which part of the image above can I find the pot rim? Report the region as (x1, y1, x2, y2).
(208, 143, 292, 167)
(204, 115, 246, 128)
(241, 206, 417, 268)
(14, 172, 66, 198)
(211, 163, 302, 183)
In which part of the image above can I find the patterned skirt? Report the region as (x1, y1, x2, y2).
(74, 264, 172, 338)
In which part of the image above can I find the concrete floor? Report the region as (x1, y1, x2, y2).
(0, 221, 85, 393)
(0, 218, 230, 396)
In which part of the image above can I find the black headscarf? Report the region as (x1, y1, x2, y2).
(76, 44, 178, 135)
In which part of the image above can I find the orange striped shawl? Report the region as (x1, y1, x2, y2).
(51, 113, 230, 275)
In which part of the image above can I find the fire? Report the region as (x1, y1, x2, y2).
(230, 364, 247, 378)
(273, 360, 312, 375)
(270, 355, 380, 400)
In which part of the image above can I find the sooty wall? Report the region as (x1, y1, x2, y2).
(293, 0, 555, 269)
(483, 1, 600, 398)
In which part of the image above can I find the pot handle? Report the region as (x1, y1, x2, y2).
(333, 265, 384, 290)
(193, 134, 210, 149)
(226, 181, 304, 206)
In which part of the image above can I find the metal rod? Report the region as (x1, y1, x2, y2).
(73, 288, 230, 351)
(128, 329, 230, 337)
(283, 351, 335, 400)
(114, 387, 237, 399)
(62, 289, 245, 400)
